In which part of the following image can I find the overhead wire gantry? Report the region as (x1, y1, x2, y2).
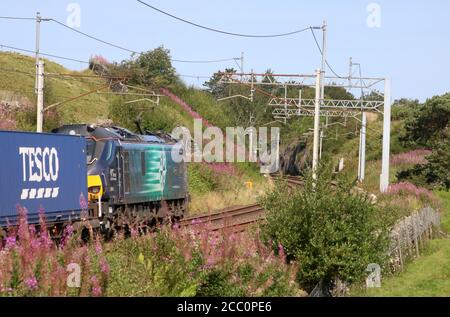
(214, 70, 392, 192)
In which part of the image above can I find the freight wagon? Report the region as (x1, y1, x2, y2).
(0, 130, 87, 229)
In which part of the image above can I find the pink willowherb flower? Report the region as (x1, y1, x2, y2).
(191, 218, 203, 226)
(5, 236, 16, 249)
(95, 239, 103, 255)
(389, 182, 435, 201)
(24, 277, 38, 290)
(391, 149, 432, 166)
(90, 276, 102, 297)
(202, 255, 216, 270)
(40, 232, 53, 249)
(278, 244, 286, 261)
(131, 227, 139, 238)
(28, 225, 36, 235)
(1, 287, 13, 293)
(59, 224, 74, 248)
(100, 257, 110, 275)
(90, 55, 110, 65)
(79, 193, 88, 210)
(30, 237, 41, 250)
(205, 163, 237, 176)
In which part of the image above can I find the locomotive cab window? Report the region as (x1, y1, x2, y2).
(104, 141, 114, 161)
(86, 139, 96, 163)
(141, 151, 146, 176)
(123, 151, 131, 194)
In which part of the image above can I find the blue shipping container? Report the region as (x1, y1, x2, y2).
(0, 130, 87, 226)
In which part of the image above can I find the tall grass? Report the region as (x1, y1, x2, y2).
(188, 162, 270, 215)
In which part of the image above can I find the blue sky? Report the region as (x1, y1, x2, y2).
(0, 0, 449, 101)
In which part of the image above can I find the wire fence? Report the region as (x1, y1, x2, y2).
(388, 206, 441, 272)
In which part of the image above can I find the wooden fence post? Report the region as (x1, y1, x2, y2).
(397, 235, 403, 271)
(413, 214, 420, 258)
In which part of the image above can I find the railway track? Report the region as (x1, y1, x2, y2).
(178, 175, 304, 233)
(270, 174, 304, 188)
(285, 175, 305, 188)
(180, 203, 266, 232)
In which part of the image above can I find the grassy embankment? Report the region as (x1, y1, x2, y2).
(361, 191, 450, 297)
(326, 113, 450, 296)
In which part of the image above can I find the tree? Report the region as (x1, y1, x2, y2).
(363, 90, 384, 101)
(391, 98, 421, 121)
(120, 46, 178, 88)
(397, 93, 450, 189)
(324, 86, 354, 100)
(203, 68, 275, 127)
(401, 93, 450, 147)
(203, 68, 236, 99)
(260, 165, 390, 294)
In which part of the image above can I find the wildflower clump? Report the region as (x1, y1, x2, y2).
(106, 221, 301, 297)
(0, 207, 110, 297)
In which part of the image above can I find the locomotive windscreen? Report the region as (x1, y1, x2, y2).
(86, 139, 96, 163)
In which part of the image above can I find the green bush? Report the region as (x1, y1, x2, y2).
(187, 163, 220, 195)
(260, 165, 391, 293)
(397, 139, 450, 190)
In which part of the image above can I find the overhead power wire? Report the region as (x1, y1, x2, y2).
(0, 14, 343, 77)
(0, 45, 213, 81)
(137, 0, 312, 38)
(0, 67, 35, 76)
(0, 16, 238, 64)
(0, 43, 233, 69)
(172, 58, 239, 63)
(0, 44, 89, 64)
(178, 74, 211, 79)
(49, 18, 140, 55)
(233, 59, 243, 72)
(0, 16, 35, 21)
(309, 28, 345, 78)
(49, 18, 238, 64)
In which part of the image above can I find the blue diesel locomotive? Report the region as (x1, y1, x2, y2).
(52, 124, 189, 232)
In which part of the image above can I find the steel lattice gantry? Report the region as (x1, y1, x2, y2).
(215, 71, 392, 193)
(268, 98, 384, 123)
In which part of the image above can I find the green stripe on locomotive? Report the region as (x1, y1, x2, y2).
(120, 142, 187, 203)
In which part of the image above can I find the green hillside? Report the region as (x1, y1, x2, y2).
(0, 51, 195, 132)
(0, 52, 112, 126)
